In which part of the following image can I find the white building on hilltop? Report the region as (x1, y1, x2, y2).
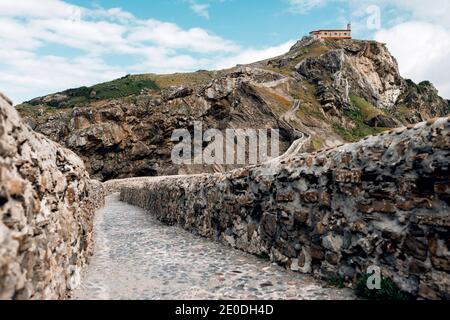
(310, 23, 352, 39)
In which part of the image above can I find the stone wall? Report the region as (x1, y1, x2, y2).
(0, 94, 104, 299)
(104, 177, 165, 195)
(104, 174, 210, 196)
(121, 117, 450, 299)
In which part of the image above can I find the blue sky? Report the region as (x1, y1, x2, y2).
(67, 0, 354, 48)
(1, 0, 450, 103)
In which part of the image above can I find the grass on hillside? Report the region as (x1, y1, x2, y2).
(15, 103, 72, 124)
(254, 86, 292, 116)
(292, 82, 327, 122)
(333, 95, 386, 142)
(142, 70, 219, 89)
(22, 70, 220, 111)
(308, 136, 325, 152)
(349, 95, 383, 121)
(24, 75, 160, 110)
(91, 76, 159, 100)
(263, 42, 331, 75)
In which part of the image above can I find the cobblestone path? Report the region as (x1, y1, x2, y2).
(73, 194, 355, 300)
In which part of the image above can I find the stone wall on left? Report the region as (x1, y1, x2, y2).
(0, 93, 105, 300)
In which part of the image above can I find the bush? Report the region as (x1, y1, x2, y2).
(328, 275, 345, 289)
(91, 77, 159, 100)
(21, 76, 160, 110)
(355, 273, 411, 300)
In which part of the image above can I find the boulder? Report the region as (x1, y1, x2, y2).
(364, 114, 398, 128)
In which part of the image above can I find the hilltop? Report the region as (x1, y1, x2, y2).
(17, 37, 450, 181)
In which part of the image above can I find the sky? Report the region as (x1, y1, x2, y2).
(1, 0, 450, 104)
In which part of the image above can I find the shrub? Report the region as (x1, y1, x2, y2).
(355, 273, 411, 300)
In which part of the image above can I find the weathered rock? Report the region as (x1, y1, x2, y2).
(365, 114, 399, 128)
(162, 86, 193, 101)
(393, 80, 450, 123)
(296, 41, 403, 109)
(0, 93, 104, 300)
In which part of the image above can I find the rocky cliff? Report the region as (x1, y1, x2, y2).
(17, 38, 450, 181)
(0, 93, 104, 299)
(121, 117, 450, 300)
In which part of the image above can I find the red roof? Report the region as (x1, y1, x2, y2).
(310, 29, 351, 33)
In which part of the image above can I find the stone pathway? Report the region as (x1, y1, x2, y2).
(73, 194, 355, 300)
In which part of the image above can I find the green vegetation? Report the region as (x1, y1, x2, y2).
(418, 80, 432, 88)
(24, 75, 160, 110)
(290, 82, 326, 121)
(21, 70, 221, 111)
(404, 79, 433, 95)
(309, 136, 325, 152)
(91, 76, 159, 100)
(256, 252, 270, 260)
(143, 70, 218, 89)
(333, 95, 386, 142)
(332, 119, 384, 142)
(327, 275, 345, 289)
(349, 95, 382, 121)
(391, 103, 411, 123)
(355, 273, 411, 300)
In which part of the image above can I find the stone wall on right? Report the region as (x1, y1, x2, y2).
(121, 117, 450, 299)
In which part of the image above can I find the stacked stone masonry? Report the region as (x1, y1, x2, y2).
(0, 94, 105, 299)
(121, 117, 450, 299)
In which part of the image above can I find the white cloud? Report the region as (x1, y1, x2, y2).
(375, 22, 450, 98)
(0, 0, 82, 19)
(6, 0, 447, 105)
(346, 0, 450, 29)
(189, 1, 210, 19)
(0, 1, 298, 104)
(0, 0, 247, 103)
(356, 0, 450, 27)
(215, 40, 297, 69)
(0, 50, 124, 102)
(127, 20, 238, 53)
(342, 0, 450, 98)
(285, 0, 450, 98)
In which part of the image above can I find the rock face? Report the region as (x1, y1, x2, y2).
(394, 80, 450, 124)
(0, 93, 104, 299)
(19, 69, 300, 181)
(121, 117, 450, 299)
(17, 38, 449, 181)
(296, 41, 403, 108)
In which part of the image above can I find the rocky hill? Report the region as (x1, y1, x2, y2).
(17, 37, 450, 181)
